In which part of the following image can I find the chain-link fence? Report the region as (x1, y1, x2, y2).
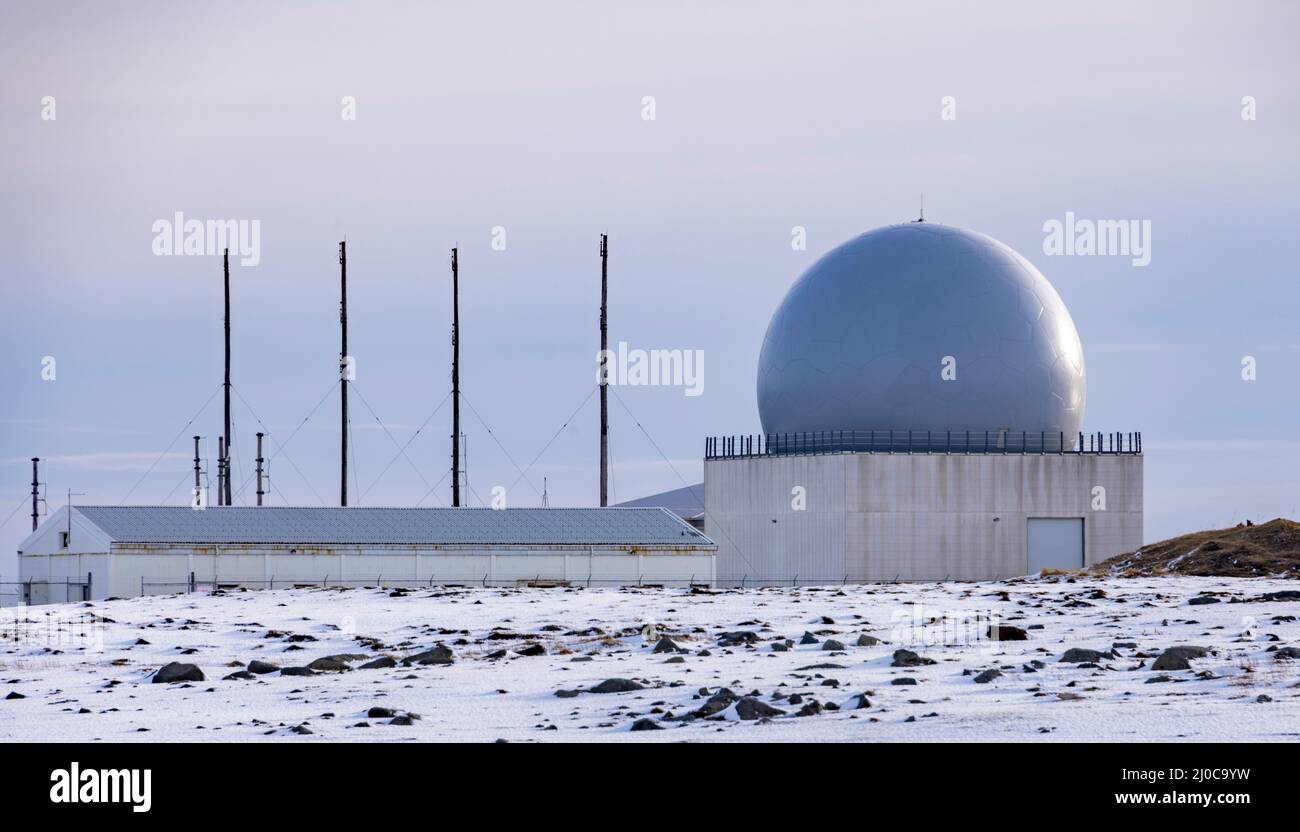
(0, 576, 93, 607)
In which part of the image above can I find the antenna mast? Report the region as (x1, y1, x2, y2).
(339, 240, 348, 507)
(451, 246, 461, 507)
(255, 432, 266, 507)
(222, 248, 232, 506)
(31, 457, 40, 532)
(599, 233, 609, 507)
(192, 436, 202, 508)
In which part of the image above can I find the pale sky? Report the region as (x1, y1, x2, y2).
(2, 1, 1298, 575)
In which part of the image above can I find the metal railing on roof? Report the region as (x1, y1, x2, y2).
(705, 430, 1141, 460)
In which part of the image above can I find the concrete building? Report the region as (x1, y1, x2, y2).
(16, 506, 716, 602)
(704, 433, 1142, 584)
(703, 222, 1143, 584)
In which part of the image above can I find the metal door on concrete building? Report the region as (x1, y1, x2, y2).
(1027, 518, 1084, 573)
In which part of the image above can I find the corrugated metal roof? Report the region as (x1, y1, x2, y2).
(72, 506, 715, 547)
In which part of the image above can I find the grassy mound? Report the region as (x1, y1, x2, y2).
(1097, 518, 1300, 577)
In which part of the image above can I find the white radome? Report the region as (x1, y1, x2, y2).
(757, 222, 1086, 440)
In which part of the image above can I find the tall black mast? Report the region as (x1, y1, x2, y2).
(339, 240, 348, 507)
(222, 248, 232, 506)
(599, 234, 609, 507)
(451, 246, 461, 507)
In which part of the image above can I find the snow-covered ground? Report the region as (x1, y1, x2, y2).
(1, 577, 1297, 742)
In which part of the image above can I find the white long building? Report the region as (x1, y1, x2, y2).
(16, 506, 717, 603)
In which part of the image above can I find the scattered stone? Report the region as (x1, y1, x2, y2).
(799, 632, 819, 645)
(822, 639, 846, 651)
(694, 688, 740, 718)
(153, 662, 205, 684)
(247, 660, 280, 675)
(390, 715, 415, 726)
(630, 718, 663, 731)
(1145, 675, 1172, 684)
(1188, 595, 1221, 606)
(1059, 648, 1112, 663)
(318, 653, 368, 663)
(280, 666, 316, 677)
(404, 645, 454, 666)
(891, 677, 918, 686)
(856, 634, 881, 647)
(795, 700, 822, 717)
(554, 689, 580, 698)
(1152, 646, 1209, 671)
(735, 697, 785, 720)
(717, 631, 759, 647)
(652, 637, 682, 654)
(367, 707, 395, 719)
(5, 691, 25, 700)
(514, 643, 546, 657)
(1257, 591, 1300, 602)
(973, 669, 1002, 684)
(1057, 692, 1084, 701)
(358, 656, 397, 670)
(588, 678, 644, 694)
(988, 625, 1028, 641)
(891, 649, 935, 667)
(307, 658, 352, 673)
(223, 671, 256, 681)
(1256, 694, 1273, 703)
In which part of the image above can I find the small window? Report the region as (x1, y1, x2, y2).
(59, 531, 70, 549)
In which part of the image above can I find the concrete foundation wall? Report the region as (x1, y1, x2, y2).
(705, 452, 1142, 584)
